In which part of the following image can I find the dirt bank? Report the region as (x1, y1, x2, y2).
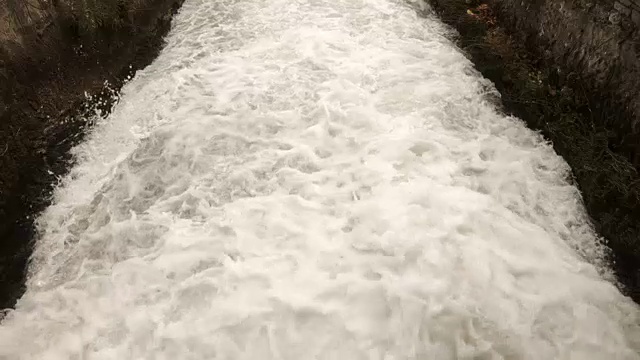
(0, 0, 184, 310)
(426, 0, 640, 302)
(493, 0, 640, 167)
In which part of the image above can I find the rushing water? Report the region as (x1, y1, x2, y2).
(1, 0, 639, 358)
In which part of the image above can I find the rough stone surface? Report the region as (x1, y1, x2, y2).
(0, 0, 184, 310)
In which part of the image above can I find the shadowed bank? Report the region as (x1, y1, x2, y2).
(0, 0, 184, 310)
(425, 0, 640, 302)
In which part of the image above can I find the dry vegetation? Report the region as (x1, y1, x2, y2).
(427, 0, 640, 302)
(0, 0, 183, 310)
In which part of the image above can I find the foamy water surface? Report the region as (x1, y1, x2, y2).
(1, 0, 639, 358)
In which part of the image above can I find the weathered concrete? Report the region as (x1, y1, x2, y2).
(0, 0, 184, 310)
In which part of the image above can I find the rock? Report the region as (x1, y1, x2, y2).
(609, 10, 622, 24)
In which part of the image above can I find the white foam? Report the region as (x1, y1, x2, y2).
(1, 0, 639, 358)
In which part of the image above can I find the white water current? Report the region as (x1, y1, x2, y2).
(2, 0, 640, 358)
